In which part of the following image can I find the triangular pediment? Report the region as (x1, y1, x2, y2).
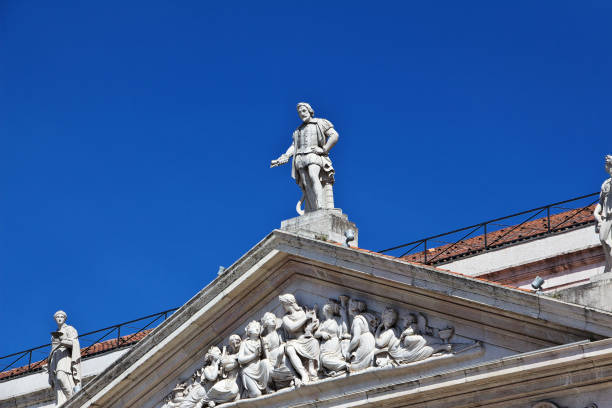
(63, 231, 612, 408)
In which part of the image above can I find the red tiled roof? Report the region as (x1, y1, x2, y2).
(0, 330, 151, 381)
(401, 204, 596, 264)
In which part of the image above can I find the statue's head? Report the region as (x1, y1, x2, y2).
(279, 293, 300, 312)
(606, 155, 612, 175)
(322, 299, 340, 318)
(245, 320, 262, 338)
(382, 307, 397, 328)
(204, 346, 221, 363)
(296, 102, 314, 122)
(228, 334, 241, 353)
(261, 312, 280, 330)
(348, 299, 366, 318)
(53, 310, 67, 325)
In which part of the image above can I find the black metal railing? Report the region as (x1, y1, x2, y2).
(0, 307, 178, 379)
(379, 192, 599, 264)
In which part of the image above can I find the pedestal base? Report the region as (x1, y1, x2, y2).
(280, 209, 358, 247)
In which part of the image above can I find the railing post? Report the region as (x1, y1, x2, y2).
(117, 325, 121, 345)
(423, 240, 427, 263)
(547, 206, 551, 232)
(28, 350, 32, 370)
(484, 223, 488, 249)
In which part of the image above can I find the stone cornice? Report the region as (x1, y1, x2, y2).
(62, 230, 612, 408)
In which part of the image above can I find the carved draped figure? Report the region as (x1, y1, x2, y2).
(377, 327, 435, 364)
(179, 382, 208, 408)
(348, 315, 376, 371)
(261, 329, 294, 387)
(206, 355, 240, 404)
(316, 318, 347, 373)
(283, 310, 320, 362)
(238, 339, 269, 396)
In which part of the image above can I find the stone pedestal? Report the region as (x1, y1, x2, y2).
(280, 209, 358, 247)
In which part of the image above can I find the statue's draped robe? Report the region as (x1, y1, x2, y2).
(599, 179, 612, 247)
(283, 310, 320, 363)
(377, 327, 435, 364)
(349, 315, 375, 371)
(318, 318, 346, 373)
(48, 325, 81, 405)
(239, 339, 269, 395)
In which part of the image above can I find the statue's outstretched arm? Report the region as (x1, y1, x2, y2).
(271, 144, 294, 167)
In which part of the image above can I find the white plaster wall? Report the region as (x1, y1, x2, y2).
(442, 226, 600, 276)
(0, 348, 130, 407)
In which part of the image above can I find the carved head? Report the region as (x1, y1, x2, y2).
(296, 102, 314, 122)
(322, 299, 340, 319)
(204, 346, 221, 363)
(606, 155, 612, 175)
(261, 312, 280, 330)
(245, 321, 262, 338)
(279, 293, 301, 312)
(53, 310, 67, 325)
(228, 334, 241, 353)
(348, 299, 366, 318)
(382, 307, 398, 328)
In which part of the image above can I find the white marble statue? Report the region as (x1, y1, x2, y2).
(260, 312, 296, 390)
(177, 347, 222, 408)
(161, 293, 481, 407)
(314, 299, 349, 376)
(206, 335, 241, 405)
(270, 102, 339, 214)
(595, 155, 612, 273)
(279, 294, 320, 383)
(374, 308, 451, 367)
(342, 297, 377, 372)
(162, 384, 188, 408)
(237, 321, 270, 398)
(47, 310, 82, 407)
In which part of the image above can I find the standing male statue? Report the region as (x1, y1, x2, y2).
(595, 155, 612, 273)
(47, 310, 82, 406)
(271, 102, 339, 214)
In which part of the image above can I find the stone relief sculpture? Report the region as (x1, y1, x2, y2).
(260, 312, 296, 390)
(279, 293, 320, 384)
(343, 297, 378, 372)
(314, 299, 349, 376)
(594, 155, 612, 273)
(270, 102, 339, 215)
(47, 310, 82, 407)
(160, 293, 482, 408)
(374, 308, 452, 367)
(206, 335, 242, 406)
(237, 321, 269, 398)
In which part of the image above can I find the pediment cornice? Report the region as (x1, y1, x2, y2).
(63, 230, 612, 408)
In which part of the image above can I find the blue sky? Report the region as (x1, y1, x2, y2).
(1, 1, 611, 359)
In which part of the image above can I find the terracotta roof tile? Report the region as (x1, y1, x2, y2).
(401, 204, 596, 264)
(0, 330, 151, 381)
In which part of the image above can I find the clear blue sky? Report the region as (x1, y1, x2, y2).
(1, 1, 611, 358)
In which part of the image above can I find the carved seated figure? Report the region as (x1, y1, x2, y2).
(314, 299, 349, 376)
(162, 383, 188, 408)
(178, 347, 222, 408)
(279, 294, 320, 384)
(206, 335, 242, 406)
(343, 297, 378, 372)
(374, 308, 451, 367)
(237, 321, 270, 398)
(260, 312, 296, 390)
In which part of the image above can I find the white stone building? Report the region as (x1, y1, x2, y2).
(1, 198, 611, 408)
